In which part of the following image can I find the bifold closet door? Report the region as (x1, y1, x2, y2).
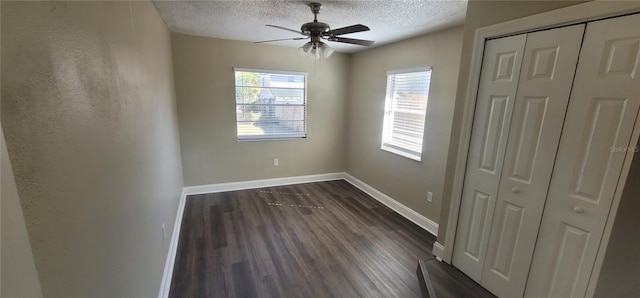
(479, 24, 584, 298)
(454, 23, 586, 296)
(525, 13, 640, 298)
(452, 34, 526, 281)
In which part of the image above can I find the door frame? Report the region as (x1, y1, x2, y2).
(438, 1, 640, 296)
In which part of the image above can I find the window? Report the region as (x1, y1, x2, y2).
(234, 68, 307, 140)
(381, 67, 432, 161)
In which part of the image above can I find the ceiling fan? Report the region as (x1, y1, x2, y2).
(256, 2, 375, 59)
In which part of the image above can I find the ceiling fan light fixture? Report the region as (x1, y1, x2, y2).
(310, 47, 320, 59)
(318, 42, 334, 58)
(298, 42, 315, 59)
(299, 41, 333, 59)
(301, 41, 313, 52)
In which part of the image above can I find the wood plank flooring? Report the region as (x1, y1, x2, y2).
(168, 180, 488, 297)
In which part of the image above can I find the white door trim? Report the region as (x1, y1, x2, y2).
(443, 0, 640, 295)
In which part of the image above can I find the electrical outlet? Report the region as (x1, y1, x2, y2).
(274, 158, 279, 166)
(427, 191, 433, 203)
(162, 223, 166, 240)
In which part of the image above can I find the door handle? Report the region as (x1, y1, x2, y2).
(511, 187, 521, 193)
(574, 206, 585, 213)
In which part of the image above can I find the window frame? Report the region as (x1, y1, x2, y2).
(233, 67, 308, 141)
(380, 66, 433, 161)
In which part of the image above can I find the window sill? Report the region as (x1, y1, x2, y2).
(238, 135, 307, 142)
(381, 146, 422, 162)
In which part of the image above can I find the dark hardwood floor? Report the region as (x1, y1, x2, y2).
(169, 180, 492, 298)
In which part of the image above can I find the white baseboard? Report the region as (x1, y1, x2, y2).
(158, 189, 187, 298)
(183, 172, 345, 195)
(160, 171, 440, 296)
(343, 173, 438, 237)
(432, 241, 446, 262)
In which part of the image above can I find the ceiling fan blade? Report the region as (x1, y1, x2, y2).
(328, 37, 374, 46)
(326, 24, 370, 36)
(255, 37, 308, 44)
(266, 24, 305, 36)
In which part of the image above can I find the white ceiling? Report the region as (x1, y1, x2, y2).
(152, 0, 468, 53)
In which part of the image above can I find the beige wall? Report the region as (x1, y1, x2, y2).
(345, 26, 464, 223)
(1, 1, 183, 297)
(594, 138, 640, 296)
(1, 128, 42, 297)
(438, 0, 587, 246)
(172, 34, 349, 186)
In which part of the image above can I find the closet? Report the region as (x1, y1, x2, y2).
(453, 13, 640, 298)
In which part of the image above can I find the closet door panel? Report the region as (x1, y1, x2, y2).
(525, 13, 640, 298)
(481, 24, 585, 298)
(453, 34, 526, 281)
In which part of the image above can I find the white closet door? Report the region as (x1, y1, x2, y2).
(481, 24, 585, 298)
(453, 34, 526, 281)
(525, 13, 640, 298)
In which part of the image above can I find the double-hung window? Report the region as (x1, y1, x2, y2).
(234, 68, 307, 140)
(381, 67, 432, 161)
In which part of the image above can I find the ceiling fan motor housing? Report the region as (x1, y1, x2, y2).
(301, 22, 330, 36)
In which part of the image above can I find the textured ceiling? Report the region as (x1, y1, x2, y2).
(152, 0, 468, 53)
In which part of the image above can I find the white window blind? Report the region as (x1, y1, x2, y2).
(234, 68, 307, 140)
(381, 67, 432, 161)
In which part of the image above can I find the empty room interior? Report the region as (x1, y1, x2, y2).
(2, 0, 640, 297)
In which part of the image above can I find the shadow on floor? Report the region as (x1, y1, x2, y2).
(417, 259, 496, 298)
